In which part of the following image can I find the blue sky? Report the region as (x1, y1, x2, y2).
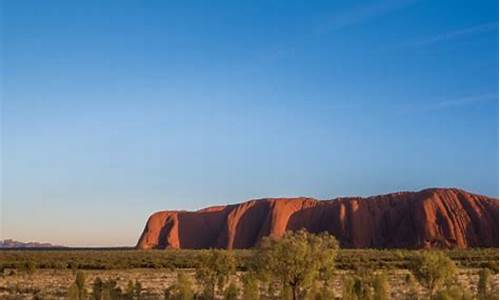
(1, 0, 498, 246)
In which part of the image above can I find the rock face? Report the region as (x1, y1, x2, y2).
(136, 188, 498, 249)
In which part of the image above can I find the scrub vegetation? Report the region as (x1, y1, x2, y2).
(0, 231, 498, 299)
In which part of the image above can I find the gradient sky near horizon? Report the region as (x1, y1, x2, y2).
(1, 0, 498, 246)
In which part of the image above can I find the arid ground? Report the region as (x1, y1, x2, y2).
(0, 268, 498, 300)
(0, 249, 498, 299)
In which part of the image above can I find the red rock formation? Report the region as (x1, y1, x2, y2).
(136, 188, 498, 249)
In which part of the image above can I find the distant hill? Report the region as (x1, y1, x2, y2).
(137, 188, 498, 250)
(0, 239, 64, 249)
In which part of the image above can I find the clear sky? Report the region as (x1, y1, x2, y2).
(1, 0, 498, 246)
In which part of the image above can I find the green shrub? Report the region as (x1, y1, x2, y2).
(372, 272, 389, 300)
(68, 271, 87, 300)
(164, 271, 194, 300)
(342, 276, 357, 300)
(125, 280, 135, 299)
(134, 280, 142, 299)
(102, 279, 123, 300)
(410, 251, 457, 297)
(341, 271, 392, 300)
(195, 249, 236, 299)
(432, 285, 472, 300)
(92, 277, 104, 300)
(477, 268, 498, 300)
(255, 229, 338, 300)
(241, 273, 260, 300)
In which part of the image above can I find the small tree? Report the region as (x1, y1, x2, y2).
(342, 271, 390, 300)
(134, 280, 142, 299)
(125, 280, 135, 299)
(410, 251, 456, 298)
(477, 268, 497, 300)
(68, 271, 88, 300)
(478, 268, 490, 299)
(356, 277, 368, 300)
(342, 276, 357, 300)
(195, 249, 236, 299)
(92, 277, 104, 300)
(101, 279, 123, 300)
(165, 271, 194, 300)
(256, 229, 339, 300)
(119, 280, 142, 299)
